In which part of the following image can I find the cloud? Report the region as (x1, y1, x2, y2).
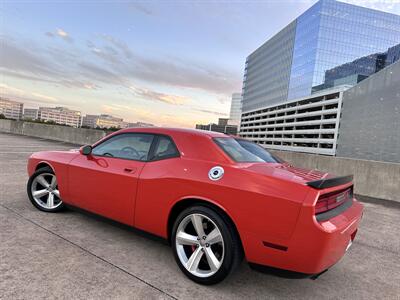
(57, 79, 99, 90)
(100, 103, 194, 128)
(0, 39, 60, 77)
(217, 95, 231, 104)
(100, 34, 133, 59)
(31, 92, 57, 102)
(129, 57, 240, 95)
(91, 46, 120, 64)
(127, 3, 154, 15)
(56, 28, 68, 37)
(0, 83, 58, 103)
(45, 28, 74, 43)
(87, 41, 122, 64)
(85, 35, 240, 95)
(129, 86, 190, 105)
(0, 83, 25, 95)
(341, 0, 400, 13)
(0, 38, 100, 91)
(1, 34, 241, 99)
(77, 62, 123, 85)
(192, 108, 228, 116)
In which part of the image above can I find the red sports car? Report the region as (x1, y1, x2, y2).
(27, 128, 363, 284)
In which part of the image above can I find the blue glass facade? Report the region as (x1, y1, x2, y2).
(242, 0, 400, 112)
(288, 0, 400, 100)
(241, 21, 297, 112)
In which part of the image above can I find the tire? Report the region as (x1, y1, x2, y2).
(27, 167, 65, 212)
(171, 205, 243, 285)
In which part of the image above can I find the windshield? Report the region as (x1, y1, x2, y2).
(214, 137, 282, 163)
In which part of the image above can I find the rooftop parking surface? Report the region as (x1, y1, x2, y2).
(0, 132, 399, 299)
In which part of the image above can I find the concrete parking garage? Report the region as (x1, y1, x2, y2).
(0, 132, 399, 299)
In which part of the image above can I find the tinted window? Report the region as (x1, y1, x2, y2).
(92, 133, 154, 161)
(214, 137, 281, 163)
(151, 136, 179, 160)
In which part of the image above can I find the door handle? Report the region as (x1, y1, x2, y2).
(124, 167, 136, 173)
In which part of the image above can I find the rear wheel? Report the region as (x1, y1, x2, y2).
(27, 167, 65, 212)
(172, 205, 242, 285)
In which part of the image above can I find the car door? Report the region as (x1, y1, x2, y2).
(68, 133, 155, 226)
(134, 134, 182, 236)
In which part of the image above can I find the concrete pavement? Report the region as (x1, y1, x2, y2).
(0, 132, 399, 299)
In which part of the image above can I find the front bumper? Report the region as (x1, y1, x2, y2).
(244, 199, 363, 274)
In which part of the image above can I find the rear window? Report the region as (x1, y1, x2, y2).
(151, 136, 179, 160)
(214, 137, 281, 163)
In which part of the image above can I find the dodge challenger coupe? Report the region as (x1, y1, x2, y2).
(26, 128, 363, 284)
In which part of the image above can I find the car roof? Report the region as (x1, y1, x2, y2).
(117, 127, 230, 138)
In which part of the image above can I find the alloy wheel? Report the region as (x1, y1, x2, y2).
(175, 213, 224, 278)
(31, 173, 62, 210)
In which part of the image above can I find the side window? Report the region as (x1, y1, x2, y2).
(152, 136, 179, 160)
(92, 134, 154, 161)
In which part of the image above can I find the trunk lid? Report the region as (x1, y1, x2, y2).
(238, 162, 332, 185)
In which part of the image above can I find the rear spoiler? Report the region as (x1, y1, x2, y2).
(306, 175, 353, 189)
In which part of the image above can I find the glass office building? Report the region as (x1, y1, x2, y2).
(228, 93, 243, 126)
(241, 0, 400, 112)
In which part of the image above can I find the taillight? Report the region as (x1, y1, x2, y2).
(315, 187, 353, 214)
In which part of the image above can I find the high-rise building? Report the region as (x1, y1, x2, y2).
(23, 108, 39, 120)
(0, 98, 23, 120)
(38, 107, 82, 128)
(313, 43, 400, 93)
(228, 93, 242, 126)
(241, 0, 400, 112)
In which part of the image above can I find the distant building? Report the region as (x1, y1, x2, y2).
(81, 114, 98, 128)
(313, 43, 400, 93)
(240, 87, 346, 155)
(82, 114, 125, 129)
(125, 121, 155, 128)
(95, 114, 124, 129)
(217, 118, 229, 126)
(38, 107, 82, 128)
(386, 43, 400, 66)
(239, 0, 400, 160)
(241, 0, 400, 112)
(240, 60, 400, 161)
(23, 108, 39, 120)
(228, 93, 242, 126)
(196, 118, 238, 135)
(0, 98, 23, 120)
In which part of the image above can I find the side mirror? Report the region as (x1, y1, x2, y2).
(80, 145, 92, 156)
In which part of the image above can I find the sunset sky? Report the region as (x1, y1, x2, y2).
(1, 0, 399, 128)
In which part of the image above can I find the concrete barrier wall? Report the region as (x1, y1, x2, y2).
(1, 119, 398, 202)
(0, 119, 106, 145)
(271, 150, 400, 202)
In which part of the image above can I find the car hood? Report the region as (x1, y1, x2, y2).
(237, 162, 332, 185)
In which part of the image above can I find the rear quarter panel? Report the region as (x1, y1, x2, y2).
(134, 157, 311, 250)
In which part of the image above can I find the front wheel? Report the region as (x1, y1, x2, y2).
(27, 167, 65, 212)
(171, 206, 243, 285)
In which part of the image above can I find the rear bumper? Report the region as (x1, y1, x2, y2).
(244, 198, 363, 274)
